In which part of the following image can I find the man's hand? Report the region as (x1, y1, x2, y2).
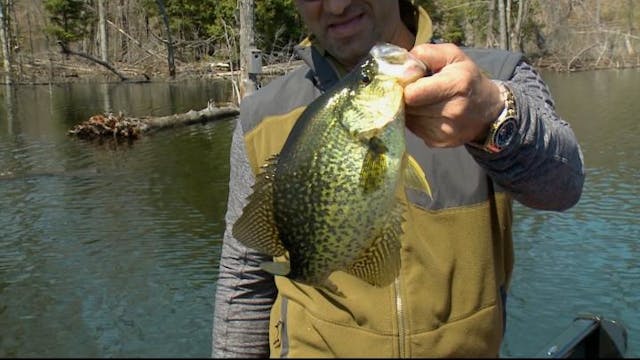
(403, 43, 505, 148)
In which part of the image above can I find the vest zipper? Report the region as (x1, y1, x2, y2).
(394, 277, 406, 357)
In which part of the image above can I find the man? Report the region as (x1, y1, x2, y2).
(213, 0, 584, 357)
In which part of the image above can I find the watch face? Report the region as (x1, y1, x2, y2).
(494, 118, 517, 148)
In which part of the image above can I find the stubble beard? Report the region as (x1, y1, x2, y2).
(325, 29, 383, 70)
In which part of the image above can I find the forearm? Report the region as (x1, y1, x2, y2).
(212, 120, 276, 358)
(213, 237, 276, 358)
(468, 61, 585, 211)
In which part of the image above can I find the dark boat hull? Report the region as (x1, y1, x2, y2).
(536, 313, 628, 358)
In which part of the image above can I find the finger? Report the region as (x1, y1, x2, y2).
(406, 121, 451, 148)
(398, 60, 430, 87)
(405, 99, 446, 119)
(409, 43, 466, 74)
(404, 45, 473, 107)
(404, 69, 463, 106)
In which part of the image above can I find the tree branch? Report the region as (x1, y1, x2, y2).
(57, 41, 131, 81)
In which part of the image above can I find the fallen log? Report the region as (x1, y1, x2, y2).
(68, 103, 239, 140)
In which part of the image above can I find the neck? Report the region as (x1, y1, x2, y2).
(391, 21, 417, 51)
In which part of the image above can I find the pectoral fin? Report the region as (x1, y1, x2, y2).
(359, 136, 389, 193)
(403, 154, 431, 198)
(260, 261, 290, 276)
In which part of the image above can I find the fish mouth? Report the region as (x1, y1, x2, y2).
(370, 43, 427, 86)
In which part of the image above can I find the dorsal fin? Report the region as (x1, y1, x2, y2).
(232, 156, 287, 256)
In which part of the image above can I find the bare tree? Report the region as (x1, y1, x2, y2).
(221, 19, 241, 105)
(239, 0, 257, 98)
(497, 0, 508, 49)
(98, 0, 108, 62)
(486, 0, 496, 47)
(625, 0, 636, 56)
(512, 0, 529, 52)
(115, 0, 126, 62)
(155, 0, 175, 78)
(0, 0, 12, 84)
(506, 0, 512, 49)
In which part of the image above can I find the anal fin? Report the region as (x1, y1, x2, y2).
(345, 201, 405, 287)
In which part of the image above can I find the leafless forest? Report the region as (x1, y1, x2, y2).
(531, 0, 639, 71)
(0, 0, 639, 86)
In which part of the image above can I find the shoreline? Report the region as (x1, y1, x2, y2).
(2, 54, 639, 86)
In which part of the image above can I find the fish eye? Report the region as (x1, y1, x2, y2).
(361, 74, 371, 85)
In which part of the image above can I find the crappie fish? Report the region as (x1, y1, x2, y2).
(232, 43, 431, 291)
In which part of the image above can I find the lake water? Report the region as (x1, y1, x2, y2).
(0, 70, 638, 357)
(501, 69, 640, 357)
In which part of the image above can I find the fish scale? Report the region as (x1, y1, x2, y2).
(276, 114, 389, 283)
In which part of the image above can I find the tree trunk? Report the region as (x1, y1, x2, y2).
(497, 0, 508, 50)
(486, 0, 496, 47)
(239, 0, 257, 98)
(513, 0, 527, 52)
(627, 0, 635, 33)
(0, 0, 12, 84)
(117, 0, 128, 62)
(626, 0, 636, 56)
(98, 0, 108, 62)
(506, 0, 512, 50)
(155, 0, 175, 78)
(26, 7, 35, 62)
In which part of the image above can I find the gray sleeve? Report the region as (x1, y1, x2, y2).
(212, 118, 277, 358)
(467, 61, 585, 211)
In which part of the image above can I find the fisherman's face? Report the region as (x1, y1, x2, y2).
(295, 0, 412, 70)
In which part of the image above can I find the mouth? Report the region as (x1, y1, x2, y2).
(327, 13, 365, 38)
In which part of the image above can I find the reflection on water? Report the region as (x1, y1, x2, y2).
(0, 71, 638, 357)
(0, 81, 234, 357)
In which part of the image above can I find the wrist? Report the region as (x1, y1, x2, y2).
(468, 82, 518, 153)
(472, 83, 506, 144)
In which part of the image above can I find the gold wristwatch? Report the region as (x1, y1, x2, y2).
(473, 83, 518, 153)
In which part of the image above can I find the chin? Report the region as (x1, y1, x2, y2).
(330, 41, 377, 66)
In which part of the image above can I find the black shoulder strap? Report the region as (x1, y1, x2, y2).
(462, 47, 523, 80)
(294, 44, 340, 92)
